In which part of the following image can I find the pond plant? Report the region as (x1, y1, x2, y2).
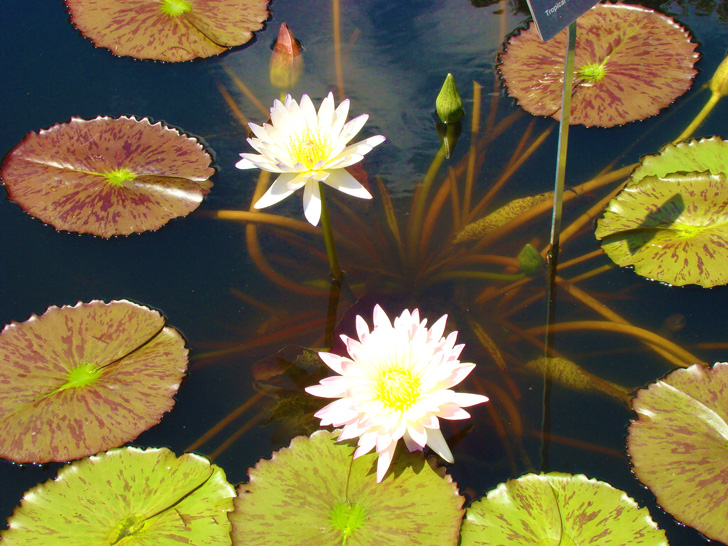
(1, 0, 728, 545)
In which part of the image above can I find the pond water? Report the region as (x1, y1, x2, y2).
(1, 0, 727, 544)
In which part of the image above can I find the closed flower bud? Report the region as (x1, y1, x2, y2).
(436, 73, 465, 123)
(270, 23, 303, 90)
(709, 52, 728, 98)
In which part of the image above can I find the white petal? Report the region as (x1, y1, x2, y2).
(318, 351, 350, 375)
(437, 403, 472, 420)
(304, 376, 348, 398)
(253, 173, 299, 209)
(329, 135, 386, 169)
(354, 432, 377, 458)
(322, 169, 372, 199)
(302, 181, 322, 225)
(355, 314, 370, 341)
(235, 156, 260, 170)
(426, 426, 454, 463)
(376, 441, 397, 482)
(331, 98, 350, 137)
(372, 305, 392, 330)
(339, 113, 369, 144)
(299, 94, 318, 126)
(317, 92, 335, 130)
(451, 392, 489, 407)
(405, 421, 428, 449)
(429, 314, 448, 343)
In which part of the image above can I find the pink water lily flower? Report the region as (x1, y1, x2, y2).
(236, 92, 385, 226)
(305, 305, 488, 482)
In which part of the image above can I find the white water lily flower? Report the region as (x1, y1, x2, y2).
(305, 305, 488, 482)
(236, 92, 386, 226)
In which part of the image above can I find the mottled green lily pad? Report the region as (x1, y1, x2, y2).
(628, 362, 728, 544)
(498, 3, 698, 127)
(66, 0, 270, 61)
(460, 472, 667, 545)
(229, 430, 465, 546)
(0, 447, 235, 545)
(1, 116, 214, 237)
(595, 138, 728, 287)
(0, 300, 188, 463)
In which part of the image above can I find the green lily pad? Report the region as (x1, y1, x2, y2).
(628, 362, 728, 544)
(229, 430, 465, 546)
(0, 300, 188, 463)
(0, 446, 235, 545)
(595, 138, 728, 287)
(1, 116, 214, 237)
(66, 0, 270, 61)
(498, 3, 698, 127)
(460, 472, 667, 545)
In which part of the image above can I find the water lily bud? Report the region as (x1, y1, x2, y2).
(435, 119, 462, 159)
(436, 73, 465, 123)
(709, 52, 728, 97)
(270, 23, 303, 90)
(518, 243, 545, 275)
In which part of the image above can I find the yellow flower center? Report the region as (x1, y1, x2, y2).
(376, 368, 420, 411)
(289, 128, 330, 170)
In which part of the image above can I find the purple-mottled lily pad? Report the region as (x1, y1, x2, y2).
(628, 362, 728, 544)
(66, 0, 270, 61)
(229, 430, 465, 546)
(1, 116, 214, 237)
(498, 3, 699, 127)
(460, 472, 667, 545)
(0, 300, 188, 463)
(0, 447, 235, 545)
(595, 138, 728, 287)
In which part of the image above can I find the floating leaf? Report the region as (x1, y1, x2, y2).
(628, 362, 728, 544)
(460, 472, 667, 545)
(498, 3, 698, 127)
(1, 116, 214, 237)
(229, 430, 465, 546)
(596, 139, 728, 287)
(1, 447, 235, 545)
(0, 300, 188, 463)
(66, 0, 271, 61)
(455, 191, 552, 243)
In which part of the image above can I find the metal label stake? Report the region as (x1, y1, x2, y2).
(541, 20, 577, 472)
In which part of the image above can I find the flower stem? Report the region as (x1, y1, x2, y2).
(673, 90, 721, 144)
(319, 182, 344, 281)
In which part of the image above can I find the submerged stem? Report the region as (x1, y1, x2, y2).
(319, 182, 344, 281)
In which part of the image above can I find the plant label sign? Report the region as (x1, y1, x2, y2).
(525, 0, 599, 41)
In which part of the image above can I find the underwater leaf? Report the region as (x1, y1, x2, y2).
(525, 357, 629, 398)
(1, 446, 235, 545)
(595, 170, 728, 287)
(454, 192, 552, 243)
(460, 472, 667, 545)
(229, 429, 465, 546)
(628, 362, 728, 544)
(0, 300, 188, 463)
(498, 3, 698, 127)
(1, 116, 214, 237)
(66, 0, 270, 61)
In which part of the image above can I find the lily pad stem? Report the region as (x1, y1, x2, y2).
(319, 182, 343, 281)
(673, 91, 721, 144)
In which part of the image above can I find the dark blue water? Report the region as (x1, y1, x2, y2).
(1, 1, 727, 544)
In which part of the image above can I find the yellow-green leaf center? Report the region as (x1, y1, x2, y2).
(59, 362, 101, 391)
(106, 513, 150, 545)
(376, 368, 420, 411)
(160, 0, 192, 17)
(578, 59, 608, 83)
(330, 502, 366, 545)
(104, 168, 137, 188)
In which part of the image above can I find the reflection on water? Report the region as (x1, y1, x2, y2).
(1, 0, 727, 544)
